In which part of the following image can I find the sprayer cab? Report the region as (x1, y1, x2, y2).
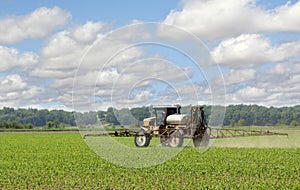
(151, 105, 181, 126)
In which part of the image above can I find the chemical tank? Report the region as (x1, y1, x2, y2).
(166, 114, 189, 125)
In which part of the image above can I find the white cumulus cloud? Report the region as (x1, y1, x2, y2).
(212, 34, 300, 67)
(216, 68, 256, 86)
(164, 0, 300, 40)
(0, 7, 71, 44)
(71, 21, 106, 44)
(30, 21, 106, 79)
(0, 74, 44, 108)
(0, 46, 38, 72)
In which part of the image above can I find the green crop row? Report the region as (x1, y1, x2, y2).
(0, 132, 299, 189)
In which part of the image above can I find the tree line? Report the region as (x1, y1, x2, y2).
(0, 107, 76, 128)
(0, 105, 299, 129)
(222, 104, 300, 126)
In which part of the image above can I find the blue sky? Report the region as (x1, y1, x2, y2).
(0, 1, 179, 51)
(0, 1, 179, 25)
(0, 0, 299, 111)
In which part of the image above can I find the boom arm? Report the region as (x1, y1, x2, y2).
(208, 128, 288, 139)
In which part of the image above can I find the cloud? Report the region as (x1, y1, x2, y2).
(0, 7, 70, 44)
(123, 90, 154, 105)
(220, 59, 300, 106)
(0, 74, 44, 108)
(161, 0, 300, 107)
(212, 34, 300, 67)
(210, 33, 300, 105)
(72, 58, 196, 110)
(42, 31, 81, 60)
(32, 21, 150, 111)
(226, 84, 300, 107)
(1, 74, 27, 92)
(30, 69, 75, 79)
(0, 46, 38, 72)
(236, 86, 268, 101)
(71, 21, 106, 44)
(268, 61, 300, 75)
(216, 68, 256, 86)
(265, 61, 300, 93)
(30, 21, 106, 79)
(212, 34, 276, 67)
(1, 4, 299, 110)
(164, 0, 300, 40)
(42, 21, 106, 59)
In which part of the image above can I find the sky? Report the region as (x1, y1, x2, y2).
(0, 0, 299, 111)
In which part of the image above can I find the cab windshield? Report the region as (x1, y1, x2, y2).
(154, 107, 179, 125)
(155, 109, 166, 125)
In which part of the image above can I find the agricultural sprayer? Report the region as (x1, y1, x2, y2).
(84, 105, 288, 147)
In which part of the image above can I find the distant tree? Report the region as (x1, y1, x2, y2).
(35, 109, 49, 126)
(238, 119, 246, 126)
(53, 120, 60, 128)
(276, 120, 286, 126)
(97, 111, 106, 121)
(0, 121, 8, 128)
(2, 107, 15, 114)
(47, 121, 54, 128)
(25, 123, 33, 129)
(105, 107, 120, 125)
(230, 120, 235, 127)
(46, 120, 60, 128)
(208, 105, 225, 126)
(290, 120, 298, 127)
(0, 105, 299, 128)
(85, 111, 98, 125)
(114, 108, 134, 126)
(130, 106, 151, 121)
